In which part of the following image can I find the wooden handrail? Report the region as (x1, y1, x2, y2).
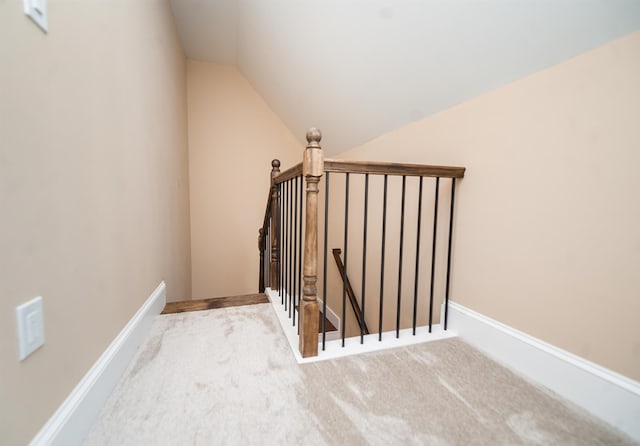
(332, 248, 370, 335)
(261, 188, 272, 235)
(277, 159, 465, 184)
(325, 159, 465, 178)
(274, 162, 303, 184)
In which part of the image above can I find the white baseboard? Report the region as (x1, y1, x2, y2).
(266, 288, 457, 363)
(30, 281, 167, 446)
(447, 301, 640, 442)
(317, 298, 341, 332)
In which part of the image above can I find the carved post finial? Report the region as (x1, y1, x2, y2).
(303, 128, 323, 178)
(271, 159, 281, 171)
(306, 128, 322, 147)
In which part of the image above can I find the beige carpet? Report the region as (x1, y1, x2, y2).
(84, 304, 636, 445)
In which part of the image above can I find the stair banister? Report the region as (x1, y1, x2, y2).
(259, 128, 465, 358)
(299, 128, 323, 357)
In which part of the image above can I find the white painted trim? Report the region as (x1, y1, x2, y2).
(317, 298, 340, 331)
(323, 330, 342, 342)
(30, 282, 167, 446)
(447, 301, 640, 442)
(317, 323, 457, 362)
(266, 288, 456, 363)
(266, 288, 303, 361)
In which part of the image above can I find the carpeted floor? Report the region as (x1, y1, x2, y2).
(84, 303, 636, 445)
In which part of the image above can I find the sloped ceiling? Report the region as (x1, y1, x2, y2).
(170, 0, 640, 154)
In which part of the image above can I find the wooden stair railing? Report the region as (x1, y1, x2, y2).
(259, 127, 465, 358)
(258, 160, 282, 293)
(324, 159, 465, 178)
(332, 248, 369, 335)
(258, 186, 272, 293)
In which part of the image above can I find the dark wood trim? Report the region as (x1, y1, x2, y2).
(332, 248, 370, 335)
(300, 128, 323, 358)
(261, 188, 271, 234)
(322, 311, 337, 332)
(274, 162, 303, 184)
(325, 159, 465, 178)
(161, 294, 269, 314)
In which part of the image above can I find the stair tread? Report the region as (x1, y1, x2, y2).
(161, 294, 269, 314)
(295, 304, 338, 333)
(321, 313, 337, 332)
(163, 294, 337, 333)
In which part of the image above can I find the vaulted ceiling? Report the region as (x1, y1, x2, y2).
(169, 0, 640, 154)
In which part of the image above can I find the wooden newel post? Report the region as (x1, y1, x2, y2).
(270, 159, 281, 291)
(300, 128, 323, 357)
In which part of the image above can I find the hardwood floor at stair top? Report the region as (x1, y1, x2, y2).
(161, 294, 269, 314)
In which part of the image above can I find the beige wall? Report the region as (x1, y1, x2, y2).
(0, 1, 191, 443)
(335, 31, 640, 380)
(187, 61, 302, 299)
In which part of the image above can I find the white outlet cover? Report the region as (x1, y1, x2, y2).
(16, 296, 45, 360)
(24, 0, 48, 33)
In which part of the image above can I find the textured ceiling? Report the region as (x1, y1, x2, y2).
(170, 0, 640, 154)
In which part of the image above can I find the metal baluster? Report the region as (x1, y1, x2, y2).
(342, 173, 350, 347)
(283, 181, 287, 309)
(263, 227, 267, 290)
(396, 175, 406, 338)
(267, 226, 271, 289)
(444, 179, 456, 330)
(293, 176, 299, 324)
(379, 175, 388, 341)
(297, 175, 304, 333)
(412, 177, 423, 335)
(284, 180, 289, 310)
(322, 173, 330, 350)
(262, 227, 271, 288)
(360, 173, 369, 344)
(288, 179, 294, 316)
(279, 183, 283, 301)
(428, 177, 440, 333)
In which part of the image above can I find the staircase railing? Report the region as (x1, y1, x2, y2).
(259, 128, 465, 358)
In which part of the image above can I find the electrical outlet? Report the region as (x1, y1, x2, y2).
(24, 0, 48, 33)
(16, 296, 45, 360)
